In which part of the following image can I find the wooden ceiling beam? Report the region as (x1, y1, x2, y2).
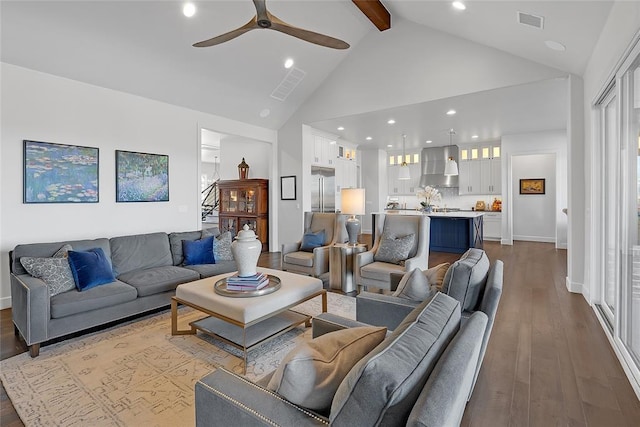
(352, 0, 391, 31)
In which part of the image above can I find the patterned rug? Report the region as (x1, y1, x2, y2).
(0, 292, 355, 427)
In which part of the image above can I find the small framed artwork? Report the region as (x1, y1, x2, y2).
(281, 175, 296, 200)
(23, 140, 99, 203)
(520, 178, 545, 195)
(116, 150, 169, 202)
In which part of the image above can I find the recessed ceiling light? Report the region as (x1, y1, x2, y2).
(426, 140, 433, 144)
(259, 108, 270, 118)
(452, 1, 466, 11)
(472, 135, 479, 139)
(337, 126, 344, 131)
(387, 119, 396, 124)
(366, 136, 373, 141)
(446, 109, 456, 115)
(387, 144, 393, 148)
(545, 40, 566, 52)
(284, 58, 294, 69)
(183, 2, 196, 17)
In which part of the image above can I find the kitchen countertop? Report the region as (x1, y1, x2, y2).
(378, 210, 486, 218)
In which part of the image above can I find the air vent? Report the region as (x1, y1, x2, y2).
(517, 11, 544, 29)
(270, 67, 306, 101)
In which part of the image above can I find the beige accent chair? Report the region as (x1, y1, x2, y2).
(281, 212, 347, 278)
(355, 213, 430, 290)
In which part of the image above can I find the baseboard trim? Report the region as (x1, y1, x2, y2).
(513, 235, 555, 243)
(0, 296, 12, 310)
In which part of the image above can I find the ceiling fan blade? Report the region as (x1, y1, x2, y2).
(269, 14, 349, 49)
(193, 18, 260, 48)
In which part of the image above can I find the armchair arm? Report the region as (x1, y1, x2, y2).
(404, 254, 429, 273)
(311, 245, 331, 277)
(354, 250, 375, 286)
(195, 368, 328, 427)
(10, 273, 50, 346)
(312, 313, 371, 338)
(356, 292, 419, 331)
(281, 241, 301, 256)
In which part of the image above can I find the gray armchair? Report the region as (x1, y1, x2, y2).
(281, 212, 347, 278)
(354, 213, 430, 290)
(357, 248, 504, 397)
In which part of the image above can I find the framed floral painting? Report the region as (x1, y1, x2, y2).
(116, 150, 169, 202)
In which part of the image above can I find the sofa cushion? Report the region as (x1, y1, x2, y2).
(267, 326, 387, 413)
(183, 236, 215, 266)
(68, 248, 116, 291)
(117, 266, 199, 297)
(169, 230, 203, 266)
(300, 230, 326, 252)
(441, 249, 490, 312)
(360, 261, 405, 281)
(330, 292, 461, 426)
(50, 280, 137, 318)
(374, 232, 415, 265)
(110, 232, 173, 275)
(182, 261, 236, 279)
(393, 268, 436, 302)
(12, 238, 110, 276)
(283, 251, 314, 268)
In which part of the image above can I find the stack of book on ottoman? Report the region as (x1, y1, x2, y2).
(226, 272, 269, 291)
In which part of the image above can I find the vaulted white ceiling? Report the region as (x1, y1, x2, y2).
(1, 1, 613, 134)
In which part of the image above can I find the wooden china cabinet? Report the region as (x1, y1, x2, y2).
(217, 179, 269, 252)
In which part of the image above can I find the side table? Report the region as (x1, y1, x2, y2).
(329, 243, 367, 293)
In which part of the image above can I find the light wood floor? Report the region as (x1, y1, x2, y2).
(1, 241, 639, 426)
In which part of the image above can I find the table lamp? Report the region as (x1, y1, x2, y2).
(341, 188, 366, 246)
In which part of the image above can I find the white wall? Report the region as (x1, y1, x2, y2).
(501, 130, 568, 249)
(360, 149, 388, 233)
(219, 136, 272, 180)
(277, 18, 566, 246)
(511, 154, 557, 243)
(583, 1, 640, 303)
(0, 63, 276, 308)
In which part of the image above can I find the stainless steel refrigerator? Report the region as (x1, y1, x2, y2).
(311, 166, 336, 212)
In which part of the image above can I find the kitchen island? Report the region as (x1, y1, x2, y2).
(377, 210, 485, 254)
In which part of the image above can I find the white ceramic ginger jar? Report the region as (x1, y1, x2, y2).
(231, 224, 261, 277)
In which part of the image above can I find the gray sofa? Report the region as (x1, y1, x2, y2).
(195, 292, 488, 427)
(10, 228, 236, 357)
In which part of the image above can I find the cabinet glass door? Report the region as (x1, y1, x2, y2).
(220, 217, 238, 237)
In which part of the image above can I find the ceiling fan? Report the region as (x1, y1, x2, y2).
(193, 0, 350, 50)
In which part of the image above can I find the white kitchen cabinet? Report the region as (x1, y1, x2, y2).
(480, 158, 501, 194)
(388, 162, 420, 196)
(335, 158, 358, 211)
(458, 159, 482, 195)
(483, 212, 502, 241)
(312, 135, 337, 167)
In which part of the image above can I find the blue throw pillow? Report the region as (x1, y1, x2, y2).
(67, 247, 116, 291)
(300, 230, 326, 252)
(183, 236, 215, 265)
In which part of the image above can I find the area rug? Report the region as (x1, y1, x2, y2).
(0, 292, 355, 427)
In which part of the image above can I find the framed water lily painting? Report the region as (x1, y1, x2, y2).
(116, 150, 169, 202)
(23, 140, 99, 203)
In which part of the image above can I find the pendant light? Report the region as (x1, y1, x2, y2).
(398, 133, 410, 180)
(444, 129, 459, 176)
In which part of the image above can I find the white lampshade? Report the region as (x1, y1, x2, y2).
(444, 158, 459, 176)
(341, 188, 366, 215)
(398, 164, 411, 180)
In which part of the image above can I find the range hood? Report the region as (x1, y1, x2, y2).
(418, 145, 459, 188)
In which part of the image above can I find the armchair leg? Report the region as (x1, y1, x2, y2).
(29, 344, 40, 358)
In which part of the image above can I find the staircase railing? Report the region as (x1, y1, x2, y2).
(201, 179, 219, 221)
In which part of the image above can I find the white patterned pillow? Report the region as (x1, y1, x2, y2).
(20, 244, 75, 296)
(213, 231, 233, 262)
